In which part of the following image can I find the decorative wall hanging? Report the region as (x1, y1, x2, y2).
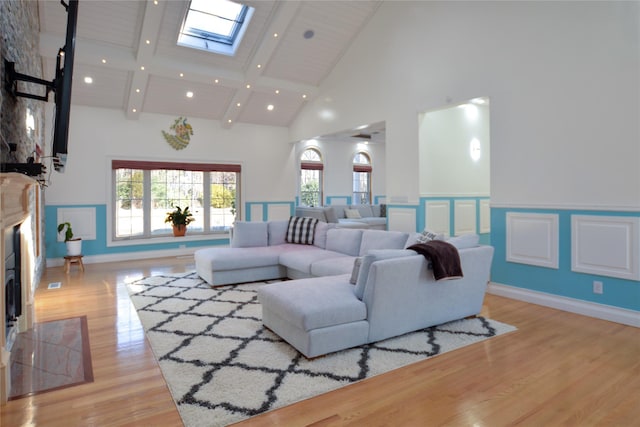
(162, 116, 193, 150)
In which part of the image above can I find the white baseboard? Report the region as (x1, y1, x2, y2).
(488, 282, 640, 328)
(46, 247, 201, 268)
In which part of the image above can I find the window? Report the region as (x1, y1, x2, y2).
(353, 152, 372, 205)
(178, 0, 254, 56)
(300, 148, 323, 207)
(112, 160, 240, 240)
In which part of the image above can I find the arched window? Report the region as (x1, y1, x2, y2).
(353, 152, 372, 205)
(300, 148, 323, 207)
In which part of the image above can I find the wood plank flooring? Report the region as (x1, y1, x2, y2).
(1, 256, 638, 426)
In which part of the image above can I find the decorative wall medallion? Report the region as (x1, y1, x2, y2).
(162, 116, 193, 150)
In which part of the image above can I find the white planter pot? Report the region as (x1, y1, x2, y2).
(66, 239, 83, 256)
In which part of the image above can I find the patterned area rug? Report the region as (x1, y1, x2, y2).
(127, 272, 516, 427)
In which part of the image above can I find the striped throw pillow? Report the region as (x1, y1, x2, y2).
(286, 216, 319, 245)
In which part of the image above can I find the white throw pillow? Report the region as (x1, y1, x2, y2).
(416, 229, 445, 243)
(345, 208, 362, 219)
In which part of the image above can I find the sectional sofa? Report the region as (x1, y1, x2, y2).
(194, 219, 494, 357)
(295, 204, 387, 229)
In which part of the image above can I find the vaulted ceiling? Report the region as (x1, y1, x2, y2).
(38, 0, 381, 130)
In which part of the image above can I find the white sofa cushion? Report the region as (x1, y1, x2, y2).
(311, 255, 357, 277)
(354, 249, 417, 299)
(231, 222, 268, 247)
(279, 248, 347, 275)
(258, 278, 366, 331)
(331, 205, 349, 219)
(359, 230, 409, 255)
(352, 205, 374, 218)
(447, 234, 480, 249)
(325, 228, 363, 256)
(313, 221, 335, 249)
(195, 246, 282, 271)
(268, 220, 288, 246)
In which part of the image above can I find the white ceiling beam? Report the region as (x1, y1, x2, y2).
(126, 0, 166, 119)
(222, 1, 302, 128)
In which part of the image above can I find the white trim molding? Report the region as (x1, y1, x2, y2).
(267, 204, 291, 221)
(488, 282, 640, 328)
(425, 201, 450, 236)
(571, 215, 640, 281)
(480, 199, 491, 234)
(506, 212, 559, 269)
(388, 207, 417, 233)
(454, 200, 476, 236)
(56, 207, 97, 241)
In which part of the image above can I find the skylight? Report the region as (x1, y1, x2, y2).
(178, 0, 254, 56)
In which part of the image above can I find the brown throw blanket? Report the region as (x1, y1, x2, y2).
(408, 241, 463, 281)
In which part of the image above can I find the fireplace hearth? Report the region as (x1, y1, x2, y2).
(5, 225, 22, 341)
(1, 172, 40, 405)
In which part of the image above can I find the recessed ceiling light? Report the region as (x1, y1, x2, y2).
(101, 58, 107, 64)
(246, 84, 251, 89)
(140, 66, 145, 71)
(214, 79, 219, 84)
(83, 76, 93, 84)
(267, 104, 274, 111)
(275, 89, 280, 94)
(153, 0, 158, 4)
(257, 64, 262, 69)
(186, 91, 194, 98)
(273, 33, 278, 38)
(302, 94, 307, 99)
(236, 102, 241, 107)
(132, 108, 137, 112)
(136, 88, 140, 93)
(146, 39, 150, 45)
(228, 119, 232, 123)
(180, 73, 184, 77)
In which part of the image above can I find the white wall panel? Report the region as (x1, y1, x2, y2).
(572, 215, 640, 281)
(329, 197, 349, 205)
(57, 207, 96, 241)
(267, 204, 291, 221)
(454, 200, 477, 236)
(480, 199, 491, 233)
(425, 201, 450, 236)
(250, 204, 263, 222)
(506, 212, 559, 269)
(388, 207, 416, 233)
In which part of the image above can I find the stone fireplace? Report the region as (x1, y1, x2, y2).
(0, 172, 40, 405)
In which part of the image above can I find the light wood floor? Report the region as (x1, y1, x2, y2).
(1, 256, 639, 426)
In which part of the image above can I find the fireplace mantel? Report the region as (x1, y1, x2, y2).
(1, 172, 40, 405)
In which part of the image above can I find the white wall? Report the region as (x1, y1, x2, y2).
(419, 102, 490, 197)
(290, 1, 640, 210)
(295, 138, 386, 202)
(45, 105, 295, 207)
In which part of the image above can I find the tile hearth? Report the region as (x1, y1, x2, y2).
(9, 316, 93, 400)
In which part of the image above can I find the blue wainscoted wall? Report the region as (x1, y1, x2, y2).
(45, 204, 229, 260)
(491, 208, 640, 312)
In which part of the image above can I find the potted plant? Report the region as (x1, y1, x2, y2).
(57, 222, 82, 255)
(165, 206, 195, 237)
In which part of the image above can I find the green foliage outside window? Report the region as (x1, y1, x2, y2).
(211, 184, 236, 208)
(301, 180, 320, 207)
